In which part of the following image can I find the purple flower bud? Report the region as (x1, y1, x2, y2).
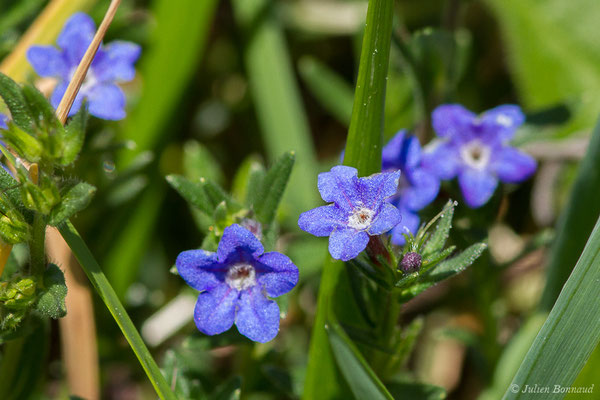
(400, 252, 422, 273)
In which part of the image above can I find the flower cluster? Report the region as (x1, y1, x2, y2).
(176, 224, 299, 343)
(424, 104, 537, 208)
(27, 13, 140, 120)
(298, 166, 401, 261)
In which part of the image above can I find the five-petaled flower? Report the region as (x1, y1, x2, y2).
(26, 13, 141, 120)
(298, 165, 401, 261)
(382, 130, 440, 244)
(176, 224, 299, 343)
(423, 104, 537, 208)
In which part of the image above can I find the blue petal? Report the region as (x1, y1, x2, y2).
(256, 252, 299, 297)
(236, 285, 280, 343)
(317, 166, 360, 211)
(298, 204, 346, 237)
(86, 83, 126, 120)
(26, 46, 68, 78)
(0, 114, 7, 130)
(358, 169, 401, 209)
(480, 104, 524, 142)
(458, 168, 498, 208)
(328, 227, 369, 261)
(382, 130, 406, 170)
(492, 146, 537, 183)
(50, 81, 84, 116)
(217, 224, 264, 263)
(432, 104, 476, 139)
(57, 13, 96, 66)
(368, 202, 401, 235)
(421, 140, 460, 180)
(176, 249, 224, 292)
(193, 284, 238, 336)
(92, 41, 141, 82)
(390, 208, 420, 245)
(402, 168, 440, 211)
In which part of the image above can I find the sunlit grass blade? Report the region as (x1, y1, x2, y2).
(303, 0, 394, 398)
(503, 215, 600, 399)
(58, 221, 177, 400)
(231, 0, 320, 218)
(540, 115, 600, 310)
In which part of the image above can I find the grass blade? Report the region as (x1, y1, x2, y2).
(231, 0, 320, 218)
(58, 221, 176, 400)
(540, 115, 600, 310)
(303, 0, 394, 398)
(503, 215, 600, 399)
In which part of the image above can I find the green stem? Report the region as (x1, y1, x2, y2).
(29, 214, 46, 276)
(57, 221, 176, 400)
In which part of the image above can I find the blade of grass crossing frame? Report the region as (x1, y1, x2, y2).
(58, 221, 176, 400)
(303, 0, 394, 398)
(231, 0, 320, 218)
(503, 215, 600, 399)
(540, 114, 600, 311)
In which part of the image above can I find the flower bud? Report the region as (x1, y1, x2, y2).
(400, 252, 422, 273)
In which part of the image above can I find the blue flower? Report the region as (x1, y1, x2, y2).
(382, 130, 440, 245)
(26, 13, 141, 120)
(0, 113, 7, 130)
(424, 104, 537, 208)
(298, 166, 401, 261)
(176, 224, 299, 343)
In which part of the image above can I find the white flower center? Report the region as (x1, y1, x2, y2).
(348, 206, 374, 231)
(460, 140, 491, 170)
(225, 263, 257, 291)
(496, 113, 513, 127)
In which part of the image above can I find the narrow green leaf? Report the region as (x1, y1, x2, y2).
(327, 320, 394, 400)
(540, 114, 600, 310)
(504, 216, 600, 399)
(2, 123, 43, 162)
(343, 0, 394, 175)
(230, 155, 264, 205)
(21, 84, 62, 132)
(298, 56, 354, 126)
(58, 221, 177, 400)
(0, 73, 33, 131)
(182, 140, 224, 184)
(34, 263, 67, 319)
(422, 200, 456, 257)
(387, 381, 446, 400)
(49, 182, 96, 226)
(203, 179, 241, 211)
(231, 0, 320, 218)
(254, 151, 295, 227)
(304, 1, 394, 399)
(166, 174, 212, 215)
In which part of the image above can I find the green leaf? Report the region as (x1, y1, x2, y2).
(298, 56, 354, 126)
(422, 200, 456, 257)
(182, 140, 224, 184)
(2, 123, 43, 162)
(254, 151, 295, 227)
(231, 0, 320, 220)
(58, 221, 177, 399)
(230, 155, 264, 205)
(60, 106, 88, 165)
(21, 84, 62, 132)
(327, 320, 394, 400)
(48, 182, 96, 226)
(304, 1, 394, 399)
(540, 114, 600, 310)
(203, 179, 241, 211)
(166, 174, 212, 215)
(504, 215, 600, 399)
(343, 0, 394, 175)
(35, 264, 67, 319)
(0, 73, 33, 131)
